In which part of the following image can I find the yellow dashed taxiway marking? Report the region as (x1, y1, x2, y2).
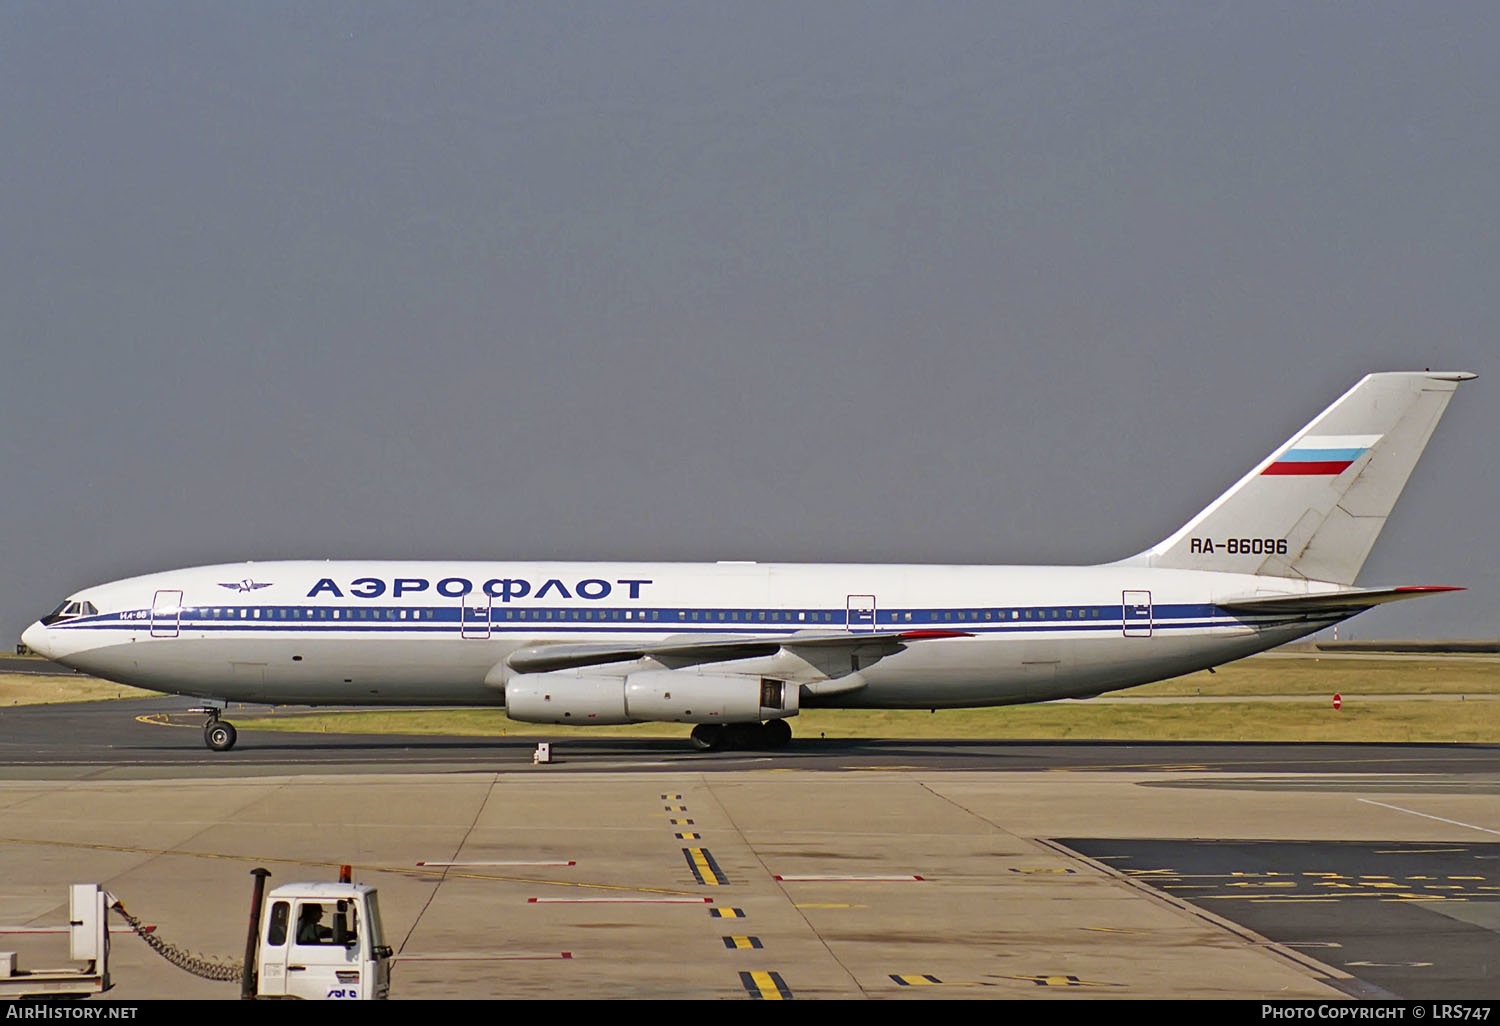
(740, 971, 792, 1000)
(684, 847, 729, 886)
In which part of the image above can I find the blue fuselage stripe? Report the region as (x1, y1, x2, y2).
(48, 601, 1310, 638)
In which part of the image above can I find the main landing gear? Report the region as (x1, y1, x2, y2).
(689, 719, 792, 752)
(192, 705, 238, 752)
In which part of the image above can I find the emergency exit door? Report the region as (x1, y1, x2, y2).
(847, 595, 877, 633)
(460, 593, 491, 639)
(1122, 591, 1152, 637)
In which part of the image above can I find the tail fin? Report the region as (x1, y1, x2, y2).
(1125, 371, 1474, 585)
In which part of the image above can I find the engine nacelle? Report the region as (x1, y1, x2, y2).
(624, 671, 799, 724)
(504, 670, 799, 725)
(504, 672, 631, 725)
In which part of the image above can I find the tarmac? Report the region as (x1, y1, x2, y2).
(1, 759, 1496, 1000)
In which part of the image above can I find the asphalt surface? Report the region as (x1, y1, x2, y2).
(1062, 838, 1500, 1000)
(2, 695, 1498, 776)
(0, 696, 1496, 1000)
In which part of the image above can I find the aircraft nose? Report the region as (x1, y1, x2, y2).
(20, 621, 49, 659)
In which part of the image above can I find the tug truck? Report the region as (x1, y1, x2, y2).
(254, 881, 391, 999)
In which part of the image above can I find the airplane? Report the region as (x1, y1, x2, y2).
(21, 370, 1474, 753)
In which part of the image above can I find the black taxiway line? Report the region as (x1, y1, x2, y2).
(0, 697, 1496, 776)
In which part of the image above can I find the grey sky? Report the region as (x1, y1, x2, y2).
(2, 2, 1495, 643)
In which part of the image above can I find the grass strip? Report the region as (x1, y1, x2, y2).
(0, 673, 159, 705)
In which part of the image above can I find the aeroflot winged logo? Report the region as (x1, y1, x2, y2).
(219, 579, 274, 593)
(1262, 434, 1381, 476)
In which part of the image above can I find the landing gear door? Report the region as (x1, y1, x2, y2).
(460, 592, 491, 639)
(1122, 590, 1152, 638)
(847, 595, 877, 634)
(150, 589, 182, 638)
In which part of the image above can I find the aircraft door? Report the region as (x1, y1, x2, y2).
(150, 589, 182, 638)
(1122, 591, 1152, 637)
(460, 592, 491, 639)
(847, 595, 877, 633)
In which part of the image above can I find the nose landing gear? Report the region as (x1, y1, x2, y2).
(190, 704, 238, 751)
(204, 719, 238, 752)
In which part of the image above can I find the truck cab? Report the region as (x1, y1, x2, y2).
(256, 883, 390, 1000)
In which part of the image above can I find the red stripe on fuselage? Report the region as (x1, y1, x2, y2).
(1262, 461, 1354, 475)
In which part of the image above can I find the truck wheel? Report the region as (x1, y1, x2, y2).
(205, 721, 237, 752)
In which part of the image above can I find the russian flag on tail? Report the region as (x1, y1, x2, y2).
(1262, 434, 1381, 476)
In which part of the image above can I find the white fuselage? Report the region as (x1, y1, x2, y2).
(22, 559, 1345, 710)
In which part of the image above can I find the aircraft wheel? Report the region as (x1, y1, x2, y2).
(724, 723, 765, 750)
(764, 719, 791, 748)
(204, 721, 237, 752)
(689, 724, 723, 751)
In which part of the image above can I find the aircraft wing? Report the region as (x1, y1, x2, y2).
(1217, 586, 1462, 615)
(506, 629, 971, 674)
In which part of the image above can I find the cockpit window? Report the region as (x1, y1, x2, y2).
(41, 599, 97, 625)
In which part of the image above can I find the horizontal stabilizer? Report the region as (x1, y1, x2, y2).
(1217, 586, 1462, 615)
(506, 629, 971, 674)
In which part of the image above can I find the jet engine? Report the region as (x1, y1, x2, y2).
(504, 670, 798, 725)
